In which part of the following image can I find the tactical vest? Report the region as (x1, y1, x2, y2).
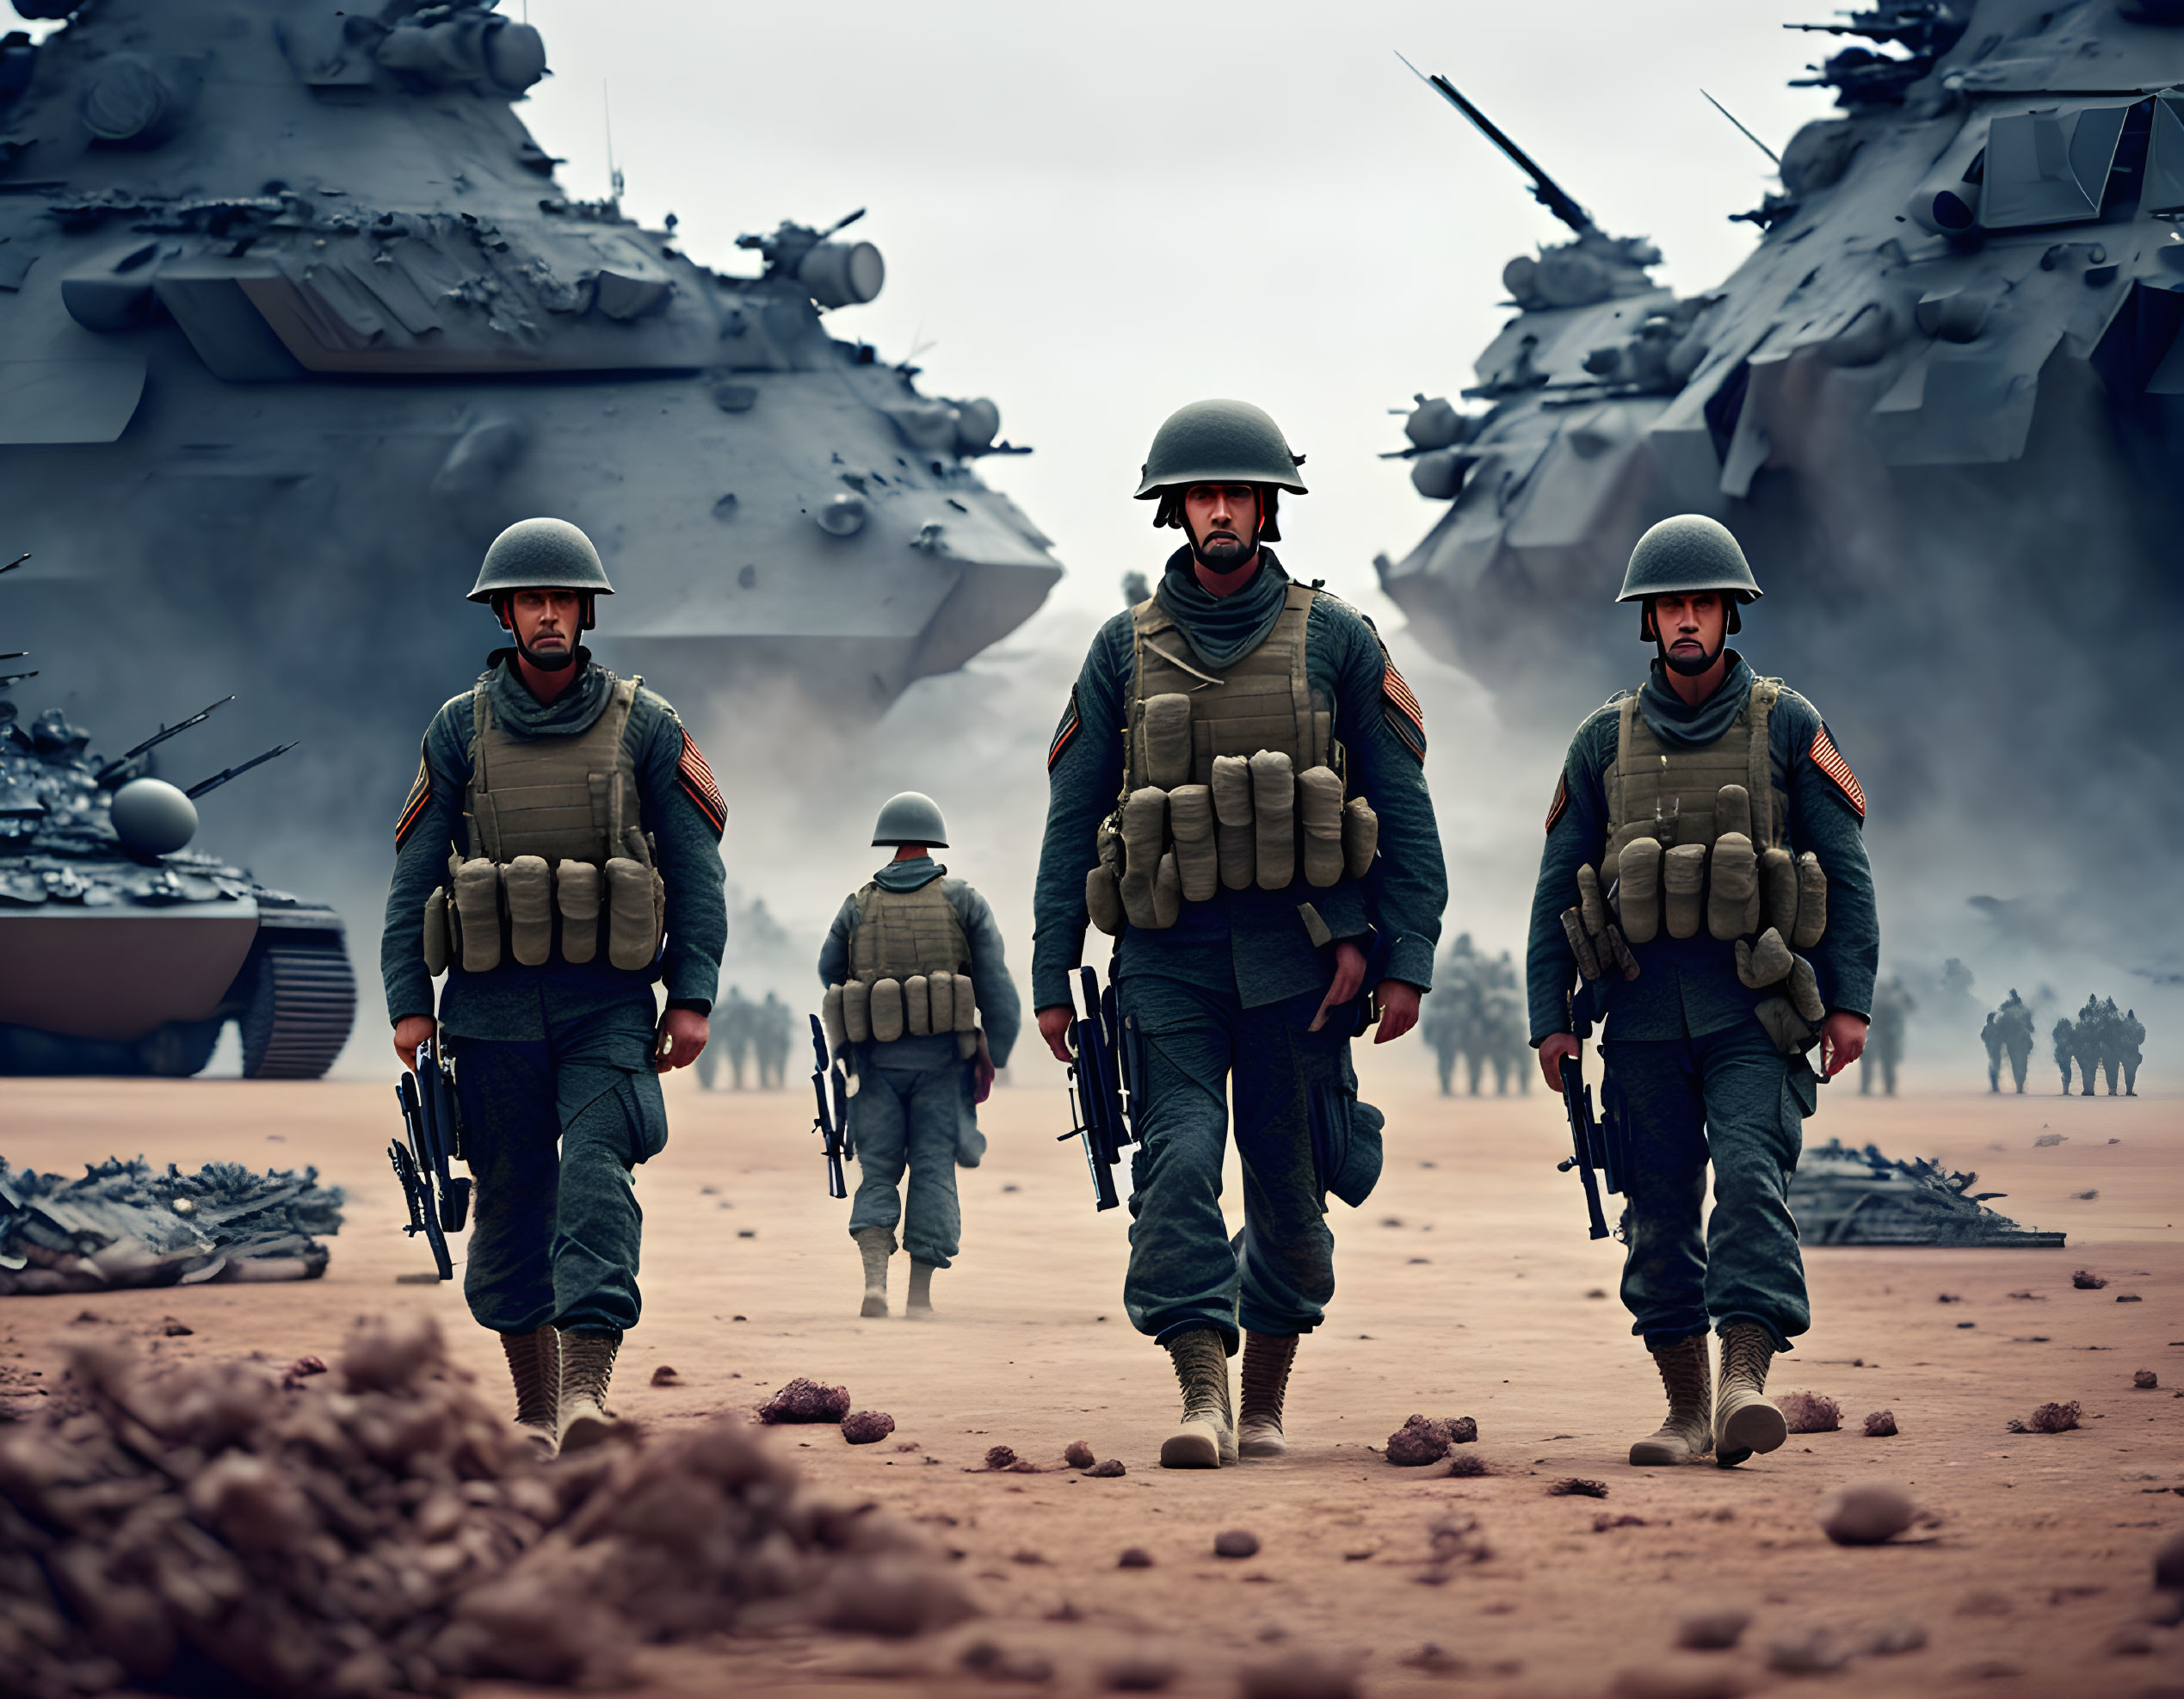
(824, 876, 979, 1054)
(1604, 681, 1781, 859)
(1085, 583, 1379, 935)
(418, 675, 665, 978)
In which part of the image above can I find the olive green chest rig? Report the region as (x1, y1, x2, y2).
(418, 675, 666, 978)
(821, 876, 981, 1056)
(1085, 583, 1379, 935)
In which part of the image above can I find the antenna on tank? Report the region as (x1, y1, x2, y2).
(602, 81, 624, 207)
(1701, 90, 1781, 168)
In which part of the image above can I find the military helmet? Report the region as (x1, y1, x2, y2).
(1132, 399, 1308, 500)
(1617, 514, 1762, 639)
(872, 790, 948, 849)
(467, 517, 614, 603)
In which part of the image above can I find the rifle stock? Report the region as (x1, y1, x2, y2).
(1058, 964, 1132, 1210)
(809, 1013, 848, 1199)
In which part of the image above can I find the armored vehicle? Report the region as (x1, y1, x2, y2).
(0, 0, 1062, 878)
(1789, 1137, 2066, 1245)
(1381, 5, 2184, 874)
(1, 557, 355, 1077)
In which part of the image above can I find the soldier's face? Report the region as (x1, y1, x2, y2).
(503, 590, 582, 658)
(1181, 483, 1260, 569)
(1653, 591, 1726, 668)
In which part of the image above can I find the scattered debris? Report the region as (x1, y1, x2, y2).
(1445, 1452, 1491, 1478)
(281, 1354, 327, 1388)
(2135, 1371, 2160, 1391)
(1118, 1547, 1154, 1568)
(1937, 1293, 1963, 1303)
(1064, 1440, 1095, 1469)
(984, 1444, 1018, 1470)
(2034, 1134, 2066, 1147)
(1401, 1643, 1470, 1675)
(1817, 1481, 1916, 1545)
(2070, 1189, 2100, 1202)
(1864, 1409, 1899, 1437)
(1548, 1477, 1608, 1498)
(757, 1377, 851, 1424)
(1768, 1627, 1852, 1674)
(1595, 1514, 1648, 1531)
(1790, 1140, 2063, 1246)
(1425, 1514, 1490, 1566)
(1009, 1549, 1047, 1566)
(1213, 1529, 1261, 1560)
(2006, 1400, 2082, 1434)
(842, 1410, 896, 1445)
(1085, 1457, 1126, 1478)
(1237, 1649, 1362, 1699)
(1383, 1412, 1477, 1466)
(2117, 1294, 2143, 1303)
(160, 1318, 194, 1336)
(959, 1638, 1055, 1684)
(2074, 1270, 2108, 1289)
(1675, 1607, 1751, 1650)
(1777, 1391, 1841, 1433)
(650, 1364, 682, 1387)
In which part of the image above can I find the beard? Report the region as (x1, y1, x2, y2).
(515, 632, 577, 671)
(1658, 634, 1724, 677)
(1186, 516, 1259, 573)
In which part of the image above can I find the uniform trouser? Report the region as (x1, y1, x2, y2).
(1986, 1052, 2001, 1091)
(1120, 978, 1369, 1354)
(2102, 1059, 2120, 1095)
(2125, 1059, 2139, 1095)
(848, 1058, 972, 1268)
(1604, 1020, 1810, 1353)
(2075, 1053, 2099, 1095)
(447, 998, 667, 1338)
(2008, 1049, 2029, 1091)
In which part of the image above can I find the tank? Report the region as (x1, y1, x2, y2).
(0, 0, 1063, 883)
(1379, 7, 2184, 899)
(1789, 1136, 2066, 1246)
(1, 555, 356, 1077)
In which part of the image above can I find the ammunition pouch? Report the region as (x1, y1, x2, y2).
(430, 845, 663, 978)
(828, 973, 979, 1055)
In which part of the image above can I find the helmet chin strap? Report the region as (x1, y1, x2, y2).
(1657, 634, 1724, 677)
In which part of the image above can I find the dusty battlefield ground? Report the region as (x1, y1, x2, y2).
(3, 1055, 2180, 1699)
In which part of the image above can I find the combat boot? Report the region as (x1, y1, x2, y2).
(854, 1227, 893, 1319)
(1713, 1321, 1787, 1467)
(906, 1260, 937, 1316)
(558, 1330, 625, 1453)
(1237, 1331, 1298, 1458)
(1628, 1334, 1712, 1466)
(1159, 1326, 1236, 1468)
(499, 1325, 560, 1460)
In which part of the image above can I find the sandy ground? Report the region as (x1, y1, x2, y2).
(2, 1057, 2180, 1699)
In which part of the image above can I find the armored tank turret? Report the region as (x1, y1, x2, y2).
(1379, 6, 2184, 888)
(0, 556, 355, 1077)
(0, 0, 1062, 881)
(1789, 1137, 2066, 1246)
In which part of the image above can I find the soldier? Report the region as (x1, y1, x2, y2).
(1998, 988, 2034, 1094)
(2121, 1008, 2144, 1097)
(1421, 990, 1460, 1096)
(818, 793, 1021, 1318)
(2099, 995, 2125, 1096)
(1981, 1012, 2003, 1093)
(2072, 996, 2104, 1096)
(1032, 399, 1447, 1469)
(382, 518, 727, 1456)
(2052, 1015, 2076, 1094)
(1527, 515, 1876, 1471)
(1860, 973, 1911, 1097)
(721, 985, 756, 1089)
(757, 991, 793, 1089)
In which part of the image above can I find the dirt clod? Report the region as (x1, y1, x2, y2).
(984, 1444, 1018, 1470)
(959, 1637, 1056, 1684)
(1445, 1452, 1491, 1478)
(1101, 1652, 1179, 1690)
(1237, 1648, 1361, 1699)
(1768, 1626, 1851, 1674)
(1064, 1439, 1096, 1468)
(1086, 1457, 1126, 1478)
(1548, 1476, 1608, 1498)
(2007, 1400, 2082, 1434)
(2155, 1528, 2184, 1591)
(1213, 1528, 1262, 1559)
(1118, 1547, 1155, 1568)
(160, 1318, 193, 1337)
(2072, 1270, 2108, 1289)
(1777, 1390, 1841, 1433)
(1675, 1607, 1751, 1650)
(1384, 1412, 1475, 1465)
(842, 1409, 896, 1444)
(280, 1353, 327, 1388)
(757, 1376, 851, 1424)
(2134, 1370, 2159, 1390)
(1817, 1481, 1916, 1545)
(650, 1363, 682, 1386)
(1864, 1409, 1898, 1436)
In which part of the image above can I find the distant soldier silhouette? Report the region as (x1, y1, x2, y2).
(2051, 1016, 2076, 1095)
(1996, 988, 2034, 1094)
(1980, 1012, 2002, 1093)
(2120, 1008, 2144, 1097)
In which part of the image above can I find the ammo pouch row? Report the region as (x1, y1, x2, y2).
(824, 973, 980, 1059)
(423, 851, 664, 976)
(1085, 750, 1379, 936)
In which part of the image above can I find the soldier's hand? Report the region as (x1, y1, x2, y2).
(972, 1032, 996, 1104)
(1538, 1031, 1582, 1093)
(1037, 1005, 1074, 1064)
(1309, 940, 1368, 1033)
(393, 1015, 435, 1072)
(1820, 1010, 1868, 1079)
(1371, 980, 1422, 1045)
(655, 1007, 709, 1073)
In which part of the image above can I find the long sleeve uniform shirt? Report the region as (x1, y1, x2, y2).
(380, 656, 728, 1039)
(1032, 553, 1447, 1014)
(1524, 653, 1879, 1045)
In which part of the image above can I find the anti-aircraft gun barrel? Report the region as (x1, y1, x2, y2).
(94, 695, 236, 785)
(1397, 53, 1595, 237)
(184, 740, 297, 800)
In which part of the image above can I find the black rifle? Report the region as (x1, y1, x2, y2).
(1557, 1049, 1611, 1242)
(808, 1013, 848, 1200)
(1058, 963, 1134, 1210)
(390, 1037, 471, 1280)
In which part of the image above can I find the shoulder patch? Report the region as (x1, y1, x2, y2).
(1382, 658, 1425, 762)
(1808, 725, 1865, 818)
(677, 728, 726, 835)
(1545, 771, 1569, 835)
(395, 756, 431, 848)
(1047, 687, 1082, 771)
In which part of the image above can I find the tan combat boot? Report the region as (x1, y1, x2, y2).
(1713, 1321, 1787, 1467)
(906, 1260, 937, 1316)
(854, 1227, 893, 1319)
(499, 1325, 561, 1460)
(1159, 1327, 1236, 1468)
(558, 1330, 625, 1453)
(1237, 1331, 1299, 1458)
(1628, 1334, 1712, 1465)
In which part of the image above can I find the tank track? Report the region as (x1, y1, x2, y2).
(241, 933, 356, 1079)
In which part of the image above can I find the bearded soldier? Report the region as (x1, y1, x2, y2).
(382, 518, 727, 1456)
(1527, 516, 1877, 1470)
(817, 793, 1021, 1318)
(1033, 399, 1447, 1469)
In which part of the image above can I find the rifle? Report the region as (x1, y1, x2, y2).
(808, 1013, 848, 1200)
(1556, 1047, 1611, 1243)
(390, 1036, 471, 1280)
(1058, 964, 1134, 1211)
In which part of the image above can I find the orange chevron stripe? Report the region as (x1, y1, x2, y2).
(678, 731, 726, 833)
(1545, 771, 1569, 834)
(1809, 726, 1865, 818)
(394, 758, 430, 847)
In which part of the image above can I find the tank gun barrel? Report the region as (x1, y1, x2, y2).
(0, 552, 28, 578)
(95, 695, 236, 785)
(1396, 53, 1595, 237)
(184, 741, 297, 801)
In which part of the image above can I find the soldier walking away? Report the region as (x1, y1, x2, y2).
(2052, 1015, 2076, 1095)
(1981, 1012, 2003, 1093)
(1527, 516, 1877, 1471)
(381, 519, 727, 1459)
(1032, 400, 1447, 1469)
(720, 986, 756, 1089)
(2121, 1008, 2144, 1096)
(756, 992, 793, 1088)
(1421, 990, 1460, 1095)
(1997, 988, 2034, 1093)
(1859, 973, 1911, 1097)
(819, 793, 1021, 1318)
